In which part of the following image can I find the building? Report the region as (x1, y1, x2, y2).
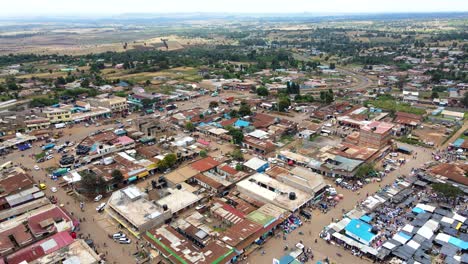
(144, 224, 236, 264)
(243, 157, 269, 172)
(106, 185, 171, 237)
(89, 96, 128, 114)
(31, 239, 101, 264)
(23, 118, 51, 132)
(359, 121, 394, 149)
(0, 171, 43, 211)
(236, 173, 313, 212)
(43, 107, 72, 124)
(394, 112, 423, 128)
(269, 166, 327, 202)
(429, 163, 468, 186)
(155, 187, 201, 216)
(441, 110, 465, 120)
(242, 136, 276, 154)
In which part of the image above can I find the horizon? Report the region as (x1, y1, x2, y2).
(2, 0, 468, 17)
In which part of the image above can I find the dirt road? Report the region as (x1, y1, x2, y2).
(5, 123, 137, 264)
(247, 143, 433, 264)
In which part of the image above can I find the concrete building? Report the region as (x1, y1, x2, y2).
(156, 187, 201, 216)
(359, 121, 394, 149)
(31, 239, 101, 264)
(89, 96, 128, 114)
(43, 107, 72, 124)
(106, 185, 171, 237)
(23, 118, 51, 131)
(236, 173, 313, 212)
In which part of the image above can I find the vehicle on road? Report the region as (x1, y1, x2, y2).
(34, 165, 40, 170)
(39, 183, 47, 190)
(42, 143, 55, 151)
(117, 238, 131, 244)
(96, 202, 106, 212)
(112, 232, 126, 240)
(51, 187, 57, 193)
(94, 195, 103, 202)
(46, 155, 54, 160)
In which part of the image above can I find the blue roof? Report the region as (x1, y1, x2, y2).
(448, 237, 468, 250)
(345, 219, 376, 243)
(412, 207, 425, 214)
(398, 232, 412, 241)
(279, 255, 294, 264)
(453, 138, 465, 148)
(234, 120, 250, 127)
(360, 215, 373, 223)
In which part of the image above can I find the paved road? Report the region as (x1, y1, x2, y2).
(247, 143, 433, 264)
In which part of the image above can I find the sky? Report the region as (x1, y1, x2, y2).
(2, 0, 468, 16)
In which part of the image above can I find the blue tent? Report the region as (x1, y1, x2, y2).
(360, 215, 373, 223)
(453, 138, 465, 148)
(412, 207, 425, 214)
(234, 120, 250, 127)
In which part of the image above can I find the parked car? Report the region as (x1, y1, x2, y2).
(96, 202, 106, 212)
(94, 195, 103, 202)
(34, 165, 40, 171)
(46, 155, 53, 160)
(300, 210, 312, 220)
(51, 187, 57, 193)
(112, 232, 126, 240)
(117, 238, 131, 244)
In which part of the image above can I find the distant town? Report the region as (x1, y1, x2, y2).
(0, 11, 466, 264)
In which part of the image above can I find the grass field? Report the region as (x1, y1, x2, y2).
(103, 67, 202, 83)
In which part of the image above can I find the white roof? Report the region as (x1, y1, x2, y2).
(63, 171, 82, 183)
(423, 219, 439, 231)
(415, 203, 436, 212)
(393, 233, 410, 244)
(416, 226, 433, 239)
(441, 217, 455, 224)
(402, 224, 415, 233)
(407, 240, 420, 250)
(248, 129, 269, 139)
(441, 110, 464, 118)
(244, 157, 268, 171)
(435, 233, 451, 243)
(332, 218, 351, 232)
(383, 241, 397, 250)
(453, 213, 467, 223)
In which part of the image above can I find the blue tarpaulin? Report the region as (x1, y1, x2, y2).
(234, 120, 250, 127)
(345, 219, 376, 245)
(453, 138, 465, 148)
(360, 215, 373, 223)
(412, 207, 425, 214)
(448, 237, 468, 250)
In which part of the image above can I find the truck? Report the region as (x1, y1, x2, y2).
(55, 123, 66, 129)
(42, 143, 55, 151)
(52, 168, 69, 177)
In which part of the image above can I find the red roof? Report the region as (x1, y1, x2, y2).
(190, 157, 220, 172)
(219, 165, 238, 175)
(0, 224, 33, 252)
(220, 118, 237, 127)
(6, 232, 74, 264)
(28, 206, 72, 236)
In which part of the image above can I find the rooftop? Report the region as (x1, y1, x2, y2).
(108, 186, 165, 228)
(156, 188, 200, 214)
(191, 156, 220, 172)
(429, 163, 468, 186)
(236, 173, 312, 212)
(360, 121, 394, 135)
(33, 239, 101, 264)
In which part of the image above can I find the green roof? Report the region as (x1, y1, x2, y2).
(246, 211, 275, 227)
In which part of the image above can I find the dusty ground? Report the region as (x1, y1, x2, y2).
(412, 123, 448, 147)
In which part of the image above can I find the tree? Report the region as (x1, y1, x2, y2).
(111, 169, 124, 183)
(227, 127, 244, 145)
(199, 150, 208, 158)
(329, 62, 336, 70)
(230, 149, 244, 161)
(145, 80, 151, 86)
(229, 109, 239, 118)
(209, 101, 219, 109)
(235, 164, 243, 171)
(238, 101, 252, 116)
(355, 163, 376, 179)
(431, 91, 439, 99)
(185, 122, 195, 132)
(432, 183, 463, 199)
(163, 153, 177, 168)
(278, 97, 291, 112)
(462, 92, 468, 108)
(81, 78, 90, 88)
(256, 87, 269, 96)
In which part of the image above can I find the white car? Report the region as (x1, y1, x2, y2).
(117, 238, 131, 244)
(113, 232, 126, 240)
(34, 165, 40, 171)
(51, 187, 58, 193)
(94, 195, 103, 202)
(96, 202, 106, 212)
(46, 155, 53, 160)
